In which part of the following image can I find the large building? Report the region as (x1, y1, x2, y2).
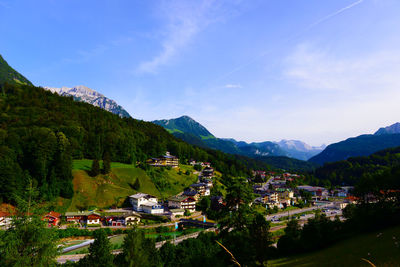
(129, 193, 164, 214)
(147, 151, 179, 167)
(168, 195, 196, 213)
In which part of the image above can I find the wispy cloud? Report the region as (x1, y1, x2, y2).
(285, 43, 400, 93)
(136, 0, 237, 74)
(214, 0, 365, 82)
(224, 84, 242, 88)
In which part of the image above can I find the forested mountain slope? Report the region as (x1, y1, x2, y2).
(0, 83, 270, 204)
(0, 54, 32, 86)
(309, 134, 400, 165)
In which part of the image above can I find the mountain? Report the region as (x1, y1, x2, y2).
(0, 54, 32, 86)
(153, 115, 214, 138)
(275, 140, 326, 161)
(153, 116, 316, 171)
(374, 122, 400, 135)
(309, 133, 400, 165)
(44, 85, 131, 118)
(153, 116, 288, 157)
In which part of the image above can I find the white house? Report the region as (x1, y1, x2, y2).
(129, 193, 164, 214)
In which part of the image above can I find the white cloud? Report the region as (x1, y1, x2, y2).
(224, 84, 242, 88)
(136, 0, 238, 74)
(285, 43, 400, 93)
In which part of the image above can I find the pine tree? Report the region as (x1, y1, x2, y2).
(80, 229, 114, 267)
(102, 152, 111, 174)
(133, 178, 140, 190)
(90, 159, 100, 177)
(0, 179, 59, 266)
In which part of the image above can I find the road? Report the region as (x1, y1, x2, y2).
(266, 202, 334, 221)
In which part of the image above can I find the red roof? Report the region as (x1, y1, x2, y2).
(0, 211, 11, 217)
(44, 211, 61, 218)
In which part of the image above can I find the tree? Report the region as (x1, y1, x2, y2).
(0, 179, 59, 266)
(115, 228, 160, 267)
(102, 152, 111, 174)
(133, 178, 141, 190)
(80, 229, 114, 267)
(277, 219, 301, 254)
(250, 213, 273, 264)
(184, 209, 191, 216)
(90, 159, 100, 177)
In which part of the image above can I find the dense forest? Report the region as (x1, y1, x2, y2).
(0, 83, 270, 204)
(313, 146, 400, 186)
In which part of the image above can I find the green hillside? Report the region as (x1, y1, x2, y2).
(0, 54, 32, 86)
(309, 134, 400, 165)
(59, 160, 198, 211)
(270, 225, 400, 266)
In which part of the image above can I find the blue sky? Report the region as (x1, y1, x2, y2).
(1, 0, 400, 146)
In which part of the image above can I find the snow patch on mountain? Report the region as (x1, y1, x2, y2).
(44, 85, 131, 118)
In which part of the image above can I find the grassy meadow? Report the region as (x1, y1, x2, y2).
(58, 160, 198, 211)
(269, 225, 400, 267)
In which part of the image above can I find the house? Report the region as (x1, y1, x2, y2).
(42, 211, 61, 227)
(64, 211, 101, 225)
(202, 167, 214, 178)
(183, 190, 201, 201)
(147, 152, 179, 167)
(276, 188, 294, 199)
(262, 192, 279, 204)
(129, 193, 164, 214)
(190, 183, 210, 196)
(65, 211, 87, 224)
(168, 195, 196, 213)
(87, 212, 101, 225)
(0, 211, 12, 228)
(125, 214, 141, 226)
(200, 178, 213, 188)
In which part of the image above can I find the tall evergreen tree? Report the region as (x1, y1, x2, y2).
(80, 229, 114, 267)
(90, 159, 100, 177)
(133, 178, 140, 190)
(115, 228, 160, 267)
(0, 179, 59, 266)
(102, 152, 111, 174)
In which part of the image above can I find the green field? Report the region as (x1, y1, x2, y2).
(269, 225, 400, 266)
(59, 160, 198, 211)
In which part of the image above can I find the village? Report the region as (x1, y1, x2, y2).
(1, 152, 354, 231)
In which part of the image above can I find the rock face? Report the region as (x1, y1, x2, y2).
(44, 85, 131, 118)
(275, 140, 326, 161)
(375, 122, 400, 135)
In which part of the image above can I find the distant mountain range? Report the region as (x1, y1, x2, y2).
(153, 115, 321, 171)
(0, 54, 32, 86)
(275, 140, 326, 161)
(309, 122, 400, 165)
(44, 85, 131, 118)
